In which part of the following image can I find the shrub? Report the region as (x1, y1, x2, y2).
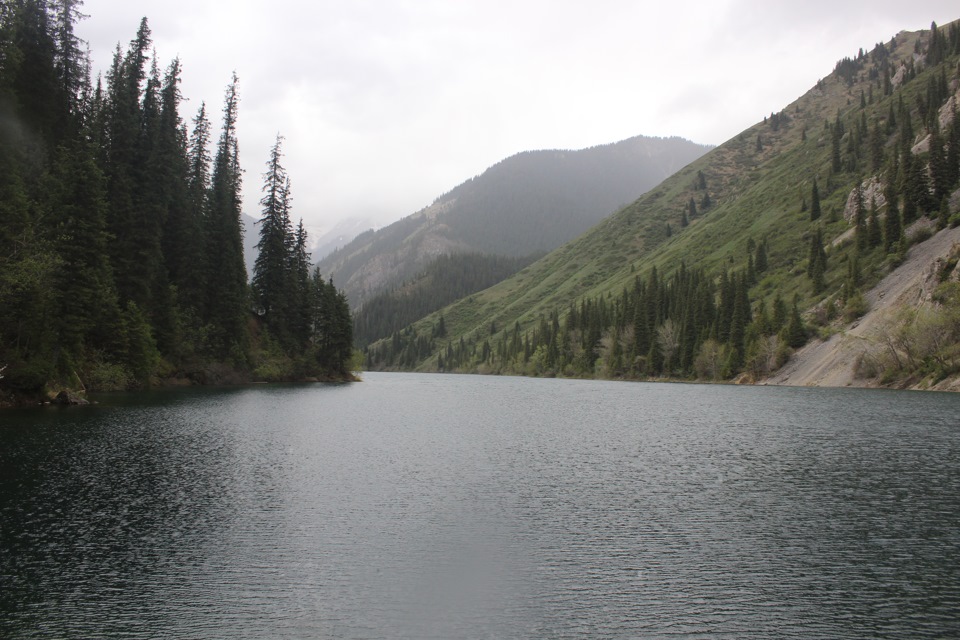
(82, 356, 132, 391)
(1, 358, 54, 392)
(908, 225, 933, 245)
(844, 291, 868, 321)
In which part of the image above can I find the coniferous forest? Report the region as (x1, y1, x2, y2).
(0, 3, 354, 402)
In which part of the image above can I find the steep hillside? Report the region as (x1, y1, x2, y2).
(318, 135, 711, 305)
(765, 222, 960, 389)
(353, 253, 536, 348)
(366, 21, 960, 388)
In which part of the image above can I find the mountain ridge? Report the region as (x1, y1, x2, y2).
(318, 134, 712, 306)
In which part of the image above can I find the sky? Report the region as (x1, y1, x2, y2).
(77, 1, 960, 239)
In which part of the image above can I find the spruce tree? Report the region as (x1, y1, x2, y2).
(632, 294, 651, 361)
(50, 0, 88, 105)
(831, 124, 842, 173)
(784, 296, 806, 348)
(157, 59, 196, 305)
(754, 240, 768, 274)
(3, 0, 66, 147)
(727, 273, 749, 370)
(945, 109, 959, 191)
(869, 121, 885, 171)
(883, 189, 902, 253)
(807, 228, 827, 294)
(310, 271, 353, 374)
(290, 218, 312, 347)
(853, 182, 867, 252)
(867, 197, 882, 248)
(253, 134, 293, 342)
(181, 102, 212, 312)
(771, 293, 787, 333)
(937, 197, 950, 230)
(929, 123, 950, 202)
(141, 57, 185, 354)
(204, 74, 248, 359)
(846, 252, 862, 291)
(810, 178, 821, 221)
(901, 148, 931, 222)
(104, 18, 157, 309)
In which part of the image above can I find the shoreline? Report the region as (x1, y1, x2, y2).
(0, 372, 362, 410)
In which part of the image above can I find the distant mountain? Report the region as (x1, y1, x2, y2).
(364, 20, 960, 391)
(311, 217, 372, 261)
(318, 135, 712, 306)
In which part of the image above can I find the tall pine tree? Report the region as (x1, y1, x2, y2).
(204, 73, 248, 359)
(253, 134, 293, 344)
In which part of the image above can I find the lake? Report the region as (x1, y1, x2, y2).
(2, 372, 959, 638)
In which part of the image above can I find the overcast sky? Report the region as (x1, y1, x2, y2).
(77, 1, 959, 238)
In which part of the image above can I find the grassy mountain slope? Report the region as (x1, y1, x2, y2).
(319, 135, 711, 306)
(367, 21, 960, 385)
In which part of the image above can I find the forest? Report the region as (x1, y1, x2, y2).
(0, 1, 354, 403)
(353, 252, 536, 348)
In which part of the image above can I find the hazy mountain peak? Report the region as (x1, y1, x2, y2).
(318, 134, 712, 305)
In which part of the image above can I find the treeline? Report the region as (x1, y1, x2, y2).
(366, 251, 804, 380)
(353, 252, 535, 348)
(0, 3, 351, 397)
(251, 137, 354, 378)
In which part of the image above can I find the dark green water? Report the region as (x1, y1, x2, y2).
(2, 373, 959, 638)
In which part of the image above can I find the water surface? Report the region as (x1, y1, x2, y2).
(2, 373, 959, 638)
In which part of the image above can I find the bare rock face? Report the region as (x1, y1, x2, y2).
(912, 134, 931, 155)
(892, 63, 908, 88)
(764, 225, 960, 389)
(912, 93, 960, 155)
(950, 187, 960, 216)
(939, 91, 960, 131)
(843, 176, 886, 222)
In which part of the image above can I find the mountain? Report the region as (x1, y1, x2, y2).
(365, 21, 960, 390)
(318, 135, 712, 306)
(311, 217, 373, 261)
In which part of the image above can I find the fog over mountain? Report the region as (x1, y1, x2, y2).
(319, 135, 712, 305)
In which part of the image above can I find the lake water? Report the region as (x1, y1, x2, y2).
(2, 372, 959, 638)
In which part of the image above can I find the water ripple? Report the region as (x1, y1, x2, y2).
(2, 376, 959, 638)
